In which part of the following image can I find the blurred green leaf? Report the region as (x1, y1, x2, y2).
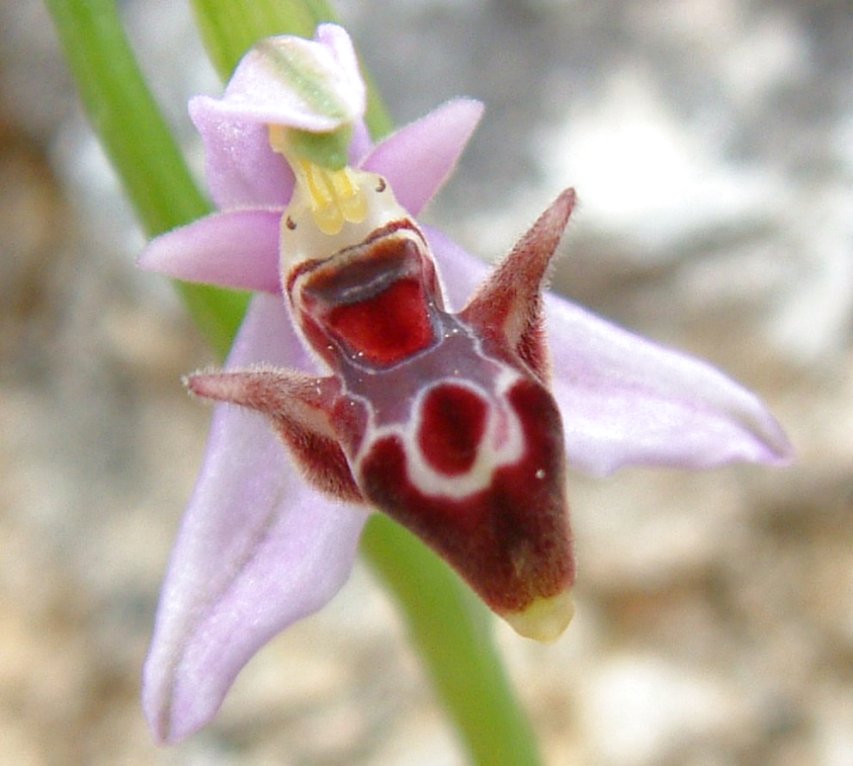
(45, 0, 248, 357)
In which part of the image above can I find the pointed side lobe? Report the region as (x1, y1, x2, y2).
(137, 209, 282, 293)
(425, 227, 792, 474)
(188, 369, 362, 502)
(461, 189, 576, 378)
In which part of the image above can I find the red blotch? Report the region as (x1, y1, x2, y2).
(360, 379, 573, 614)
(326, 278, 433, 365)
(418, 384, 487, 475)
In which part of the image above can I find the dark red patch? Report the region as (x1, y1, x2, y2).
(292, 234, 437, 367)
(326, 278, 433, 365)
(418, 384, 487, 475)
(359, 379, 573, 613)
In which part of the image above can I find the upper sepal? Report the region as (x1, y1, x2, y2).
(188, 24, 366, 209)
(193, 24, 364, 133)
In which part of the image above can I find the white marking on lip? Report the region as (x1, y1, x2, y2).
(355, 367, 525, 502)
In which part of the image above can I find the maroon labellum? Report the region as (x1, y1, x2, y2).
(189, 185, 578, 639)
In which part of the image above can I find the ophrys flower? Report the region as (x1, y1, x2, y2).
(139, 24, 791, 743)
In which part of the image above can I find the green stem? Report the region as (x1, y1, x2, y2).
(46, 1, 541, 762)
(45, 0, 204, 231)
(45, 0, 247, 357)
(189, 0, 329, 80)
(362, 515, 542, 765)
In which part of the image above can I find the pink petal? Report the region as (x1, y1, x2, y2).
(143, 296, 367, 743)
(190, 101, 296, 208)
(425, 228, 793, 475)
(361, 98, 484, 215)
(137, 209, 282, 293)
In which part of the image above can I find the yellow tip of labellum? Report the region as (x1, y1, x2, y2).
(502, 589, 574, 642)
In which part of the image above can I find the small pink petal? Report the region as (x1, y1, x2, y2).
(190, 102, 296, 208)
(425, 227, 793, 474)
(137, 209, 282, 293)
(362, 99, 484, 215)
(142, 296, 367, 743)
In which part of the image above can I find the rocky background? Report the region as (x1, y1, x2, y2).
(1, 0, 851, 764)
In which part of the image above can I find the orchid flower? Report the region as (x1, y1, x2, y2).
(137, 24, 792, 744)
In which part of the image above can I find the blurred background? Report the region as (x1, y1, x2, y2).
(1, 0, 851, 763)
